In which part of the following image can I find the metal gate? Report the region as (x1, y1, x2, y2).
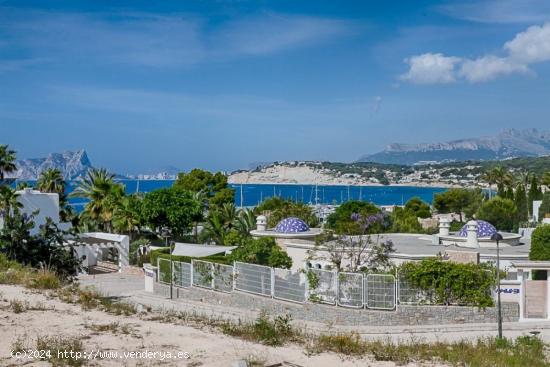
(525, 280, 547, 318)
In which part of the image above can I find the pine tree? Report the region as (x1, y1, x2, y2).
(514, 184, 528, 225)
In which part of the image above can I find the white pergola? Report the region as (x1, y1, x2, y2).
(66, 232, 130, 273)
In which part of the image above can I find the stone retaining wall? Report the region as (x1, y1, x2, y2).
(154, 283, 519, 326)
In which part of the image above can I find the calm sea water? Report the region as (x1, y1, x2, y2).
(62, 180, 447, 211)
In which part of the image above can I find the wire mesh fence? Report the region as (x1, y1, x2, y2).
(156, 258, 405, 311)
(213, 263, 234, 293)
(234, 261, 272, 296)
(273, 268, 306, 303)
(338, 272, 364, 308)
(397, 275, 429, 305)
(157, 258, 171, 284)
(307, 268, 338, 304)
(365, 274, 396, 310)
(192, 260, 214, 289)
(172, 261, 192, 288)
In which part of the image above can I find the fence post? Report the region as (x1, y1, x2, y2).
(190, 259, 194, 288)
(364, 273, 368, 309)
(335, 270, 339, 308)
(232, 261, 237, 291)
(210, 262, 215, 289)
(304, 268, 310, 303)
(157, 257, 160, 282)
(270, 267, 275, 298)
(395, 268, 399, 309)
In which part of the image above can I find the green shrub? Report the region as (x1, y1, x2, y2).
(325, 201, 380, 230)
(399, 259, 496, 307)
(25, 268, 61, 289)
(529, 225, 550, 261)
(539, 191, 550, 222)
(228, 237, 292, 269)
(405, 197, 431, 218)
(390, 207, 423, 233)
(221, 312, 296, 346)
(476, 197, 517, 231)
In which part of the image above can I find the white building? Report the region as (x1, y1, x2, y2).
(16, 188, 61, 234)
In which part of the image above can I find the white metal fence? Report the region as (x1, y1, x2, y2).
(173, 261, 192, 288)
(273, 268, 306, 303)
(307, 268, 338, 304)
(234, 262, 272, 297)
(397, 276, 428, 305)
(365, 274, 396, 310)
(192, 259, 214, 289)
(157, 258, 407, 310)
(213, 263, 234, 293)
(338, 272, 364, 308)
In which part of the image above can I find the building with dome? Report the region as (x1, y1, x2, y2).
(437, 218, 521, 248)
(250, 215, 322, 249)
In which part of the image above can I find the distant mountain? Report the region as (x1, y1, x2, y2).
(358, 128, 550, 165)
(11, 149, 93, 180)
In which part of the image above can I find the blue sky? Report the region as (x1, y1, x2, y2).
(1, 0, 550, 174)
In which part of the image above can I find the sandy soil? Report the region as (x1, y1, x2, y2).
(0, 284, 434, 367)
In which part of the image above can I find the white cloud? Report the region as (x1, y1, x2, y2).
(401, 22, 550, 84)
(399, 53, 461, 84)
(438, 0, 550, 24)
(505, 23, 550, 63)
(459, 56, 529, 82)
(0, 9, 353, 69)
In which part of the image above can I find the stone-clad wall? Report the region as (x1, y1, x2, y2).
(154, 283, 519, 326)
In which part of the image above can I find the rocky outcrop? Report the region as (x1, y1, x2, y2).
(11, 149, 93, 180)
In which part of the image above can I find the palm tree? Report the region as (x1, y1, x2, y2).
(234, 208, 256, 237)
(191, 191, 207, 243)
(0, 186, 22, 219)
(203, 211, 227, 245)
(0, 145, 17, 182)
(113, 194, 142, 240)
(37, 168, 65, 194)
(219, 203, 238, 229)
(481, 170, 497, 197)
(488, 166, 512, 197)
(16, 182, 32, 190)
(70, 168, 121, 232)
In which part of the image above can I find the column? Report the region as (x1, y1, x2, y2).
(518, 269, 524, 321)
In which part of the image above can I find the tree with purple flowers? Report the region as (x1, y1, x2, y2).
(307, 230, 395, 272)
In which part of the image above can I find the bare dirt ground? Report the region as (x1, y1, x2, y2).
(0, 284, 431, 367)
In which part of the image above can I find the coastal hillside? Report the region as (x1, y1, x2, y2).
(359, 128, 550, 165)
(9, 149, 93, 180)
(229, 157, 550, 187)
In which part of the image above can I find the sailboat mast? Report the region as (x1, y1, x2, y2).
(240, 184, 243, 208)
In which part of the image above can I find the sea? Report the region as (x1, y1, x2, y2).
(61, 180, 448, 212)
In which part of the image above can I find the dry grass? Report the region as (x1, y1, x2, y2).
(55, 285, 137, 316)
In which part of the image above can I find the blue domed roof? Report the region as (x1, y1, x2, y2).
(458, 220, 497, 238)
(274, 217, 310, 233)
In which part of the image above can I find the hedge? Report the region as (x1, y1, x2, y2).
(529, 225, 550, 261)
(399, 258, 496, 308)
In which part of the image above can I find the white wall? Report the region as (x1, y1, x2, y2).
(16, 188, 60, 235)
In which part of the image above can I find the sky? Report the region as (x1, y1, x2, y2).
(1, 0, 550, 174)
